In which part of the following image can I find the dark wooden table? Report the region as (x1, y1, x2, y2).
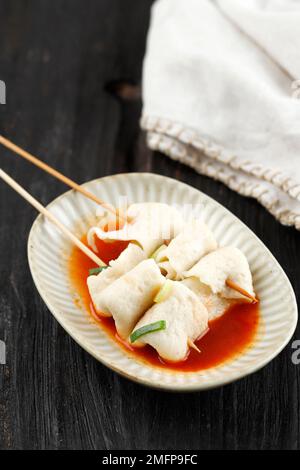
(0, 0, 299, 451)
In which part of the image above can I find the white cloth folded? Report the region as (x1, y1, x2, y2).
(141, 0, 300, 229)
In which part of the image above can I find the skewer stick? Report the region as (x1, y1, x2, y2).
(0, 135, 128, 223)
(0, 168, 106, 267)
(226, 279, 258, 304)
(188, 338, 201, 354)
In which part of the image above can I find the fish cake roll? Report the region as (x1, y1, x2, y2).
(87, 202, 184, 256)
(131, 282, 208, 362)
(87, 243, 146, 305)
(184, 247, 255, 299)
(156, 220, 217, 279)
(92, 259, 165, 339)
(182, 278, 231, 320)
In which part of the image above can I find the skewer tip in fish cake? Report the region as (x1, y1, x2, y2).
(183, 247, 255, 301)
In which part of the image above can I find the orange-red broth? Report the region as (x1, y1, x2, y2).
(69, 235, 259, 372)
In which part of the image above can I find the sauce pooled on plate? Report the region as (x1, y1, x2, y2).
(69, 235, 259, 372)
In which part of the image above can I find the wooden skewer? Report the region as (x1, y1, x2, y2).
(0, 168, 106, 267)
(0, 138, 257, 304)
(226, 279, 258, 304)
(0, 135, 128, 222)
(188, 338, 201, 354)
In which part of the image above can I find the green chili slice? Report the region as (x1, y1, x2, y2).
(130, 320, 166, 343)
(89, 266, 108, 276)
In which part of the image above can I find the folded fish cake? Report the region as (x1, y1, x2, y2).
(87, 243, 146, 311)
(131, 282, 208, 362)
(156, 220, 217, 279)
(183, 246, 255, 300)
(87, 202, 184, 256)
(182, 277, 231, 320)
(89, 259, 165, 340)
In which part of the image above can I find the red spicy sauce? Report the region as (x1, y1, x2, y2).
(69, 236, 259, 372)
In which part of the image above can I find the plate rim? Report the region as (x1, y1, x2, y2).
(27, 172, 298, 391)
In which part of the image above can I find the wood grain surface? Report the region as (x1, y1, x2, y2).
(0, 0, 299, 450)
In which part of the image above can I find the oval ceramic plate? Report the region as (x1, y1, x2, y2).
(27, 173, 297, 391)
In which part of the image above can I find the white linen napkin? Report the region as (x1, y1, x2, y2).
(141, 0, 300, 229)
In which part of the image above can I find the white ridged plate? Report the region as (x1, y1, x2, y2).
(27, 173, 298, 391)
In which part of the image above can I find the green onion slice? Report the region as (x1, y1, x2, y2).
(130, 320, 166, 343)
(154, 279, 173, 303)
(89, 266, 108, 276)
